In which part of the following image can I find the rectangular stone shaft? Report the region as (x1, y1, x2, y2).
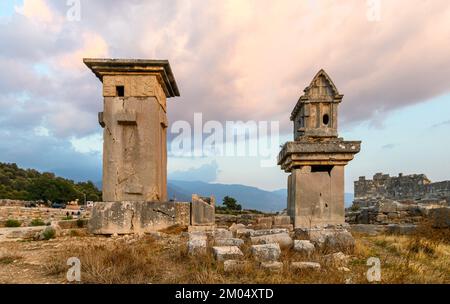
(84, 59, 180, 203)
(288, 165, 344, 228)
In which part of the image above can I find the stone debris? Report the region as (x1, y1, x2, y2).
(212, 246, 244, 262)
(228, 223, 246, 232)
(291, 262, 321, 271)
(385, 224, 417, 235)
(250, 233, 293, 249)
(188, 225, 216, 233)
(254, 217, 273, 229)
(251, 243, 281, 262)
(349, 224, 386, 236)
(248, 228, 289, 237)
(272, 224, 294, 231)
(0, 227, 44, 241)
(273, 216, 291, 226)
(260, 261, 283, 272)
(235, 228, 255, 238)
(187, 239, 207, 255)
(223, 260, 248, 273)
(188, 232, 208, 241)
(304, 229, 355, 253)
(323, 252, 350, 267)
(214, 228, 233, 239)
(293, 240, 315, 255)
(354, 173, 450, 206)
(214, 238, 244, 247)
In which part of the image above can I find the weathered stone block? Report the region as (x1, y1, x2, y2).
(256, 217, 273, 225)
(378, 200, 398, 213)
(249, 228, 289, 237)
(293, 240, 315, 255)
(273, 216, 291, 226)
(191, 195, 215, 226)
(428, 207, 450, 228)
(212, 246, 244, 261)
(386, 224, 417, 235)
(235, 228, 255, 238)
(215, 238, 244, 247)
(188, 239, 207, 255)
(260, 261, 283, 272)
(214, 228, 233, 239)
(251, 243, 281, 261)
(272, 224, 294, 231)
(323, 252, 350, 267)
(250, 233, 293, 249)
(305, 229, 355, 252)
(88, 201, 190, 234)
(229, 223, 246, 232)
(291, 262, 321, 271)
(223, 260, 248, 273)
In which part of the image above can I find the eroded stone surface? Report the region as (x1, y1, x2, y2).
(248, 229, 289, 237)
(291, 262, 321, 271)
(260, 261, 283, 272)
(88, 201, 190, 234)
(293, 240, 315, 255)
(214, 228, 233, 239)
(251, 243, 281, 261)
(223, 260, 248, 273)
(212, 246, 243, 261)
(215, 238, 244, 247)
(250, 233, 293, 249)
(188, 239, 207, 255)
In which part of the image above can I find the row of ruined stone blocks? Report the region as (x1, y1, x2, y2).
(252, 215, 293, 230)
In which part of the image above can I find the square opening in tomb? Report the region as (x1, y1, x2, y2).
(311, 165, 333, 175)
(116, 85, 125, 97)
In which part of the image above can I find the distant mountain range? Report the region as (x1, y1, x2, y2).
(96, 180, 354, 212)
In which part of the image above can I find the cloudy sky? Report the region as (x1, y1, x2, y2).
(0, 0, 449, 193)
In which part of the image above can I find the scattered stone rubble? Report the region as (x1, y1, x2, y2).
(186, 216, 357, 274)
(346, 198, 449, 230)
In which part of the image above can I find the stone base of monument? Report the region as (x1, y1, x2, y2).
(88, 195, 215, 235)
(88, 201, 190, 234)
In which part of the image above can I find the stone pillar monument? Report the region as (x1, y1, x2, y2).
(84, 58, 180, 202)
(278, 69, 361, 228)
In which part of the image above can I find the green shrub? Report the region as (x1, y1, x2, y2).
(350, 205, 360, 212)
(41, 228, 56, 240)
(63, 215, 73, 221)
(30, 218, 46, 226)
(5, 219, 21, 227)
(76, 219, 84, 228)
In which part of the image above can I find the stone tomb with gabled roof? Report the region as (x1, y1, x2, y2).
(278, 69, 361, 228)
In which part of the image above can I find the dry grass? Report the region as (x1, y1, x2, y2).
(43, 223, 450, 284)
(0, 250, 23, 265)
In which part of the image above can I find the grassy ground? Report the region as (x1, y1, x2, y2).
(43, 225, 449, 284)
(1, 222, 448, 284)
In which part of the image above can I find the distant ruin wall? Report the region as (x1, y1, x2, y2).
(354, 173, 450, 203)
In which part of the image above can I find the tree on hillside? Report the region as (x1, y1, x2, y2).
(222, 196, 242, 211)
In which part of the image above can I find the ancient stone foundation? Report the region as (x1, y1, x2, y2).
(354, 173, 450, 204)
(88, 194, 215, 235)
